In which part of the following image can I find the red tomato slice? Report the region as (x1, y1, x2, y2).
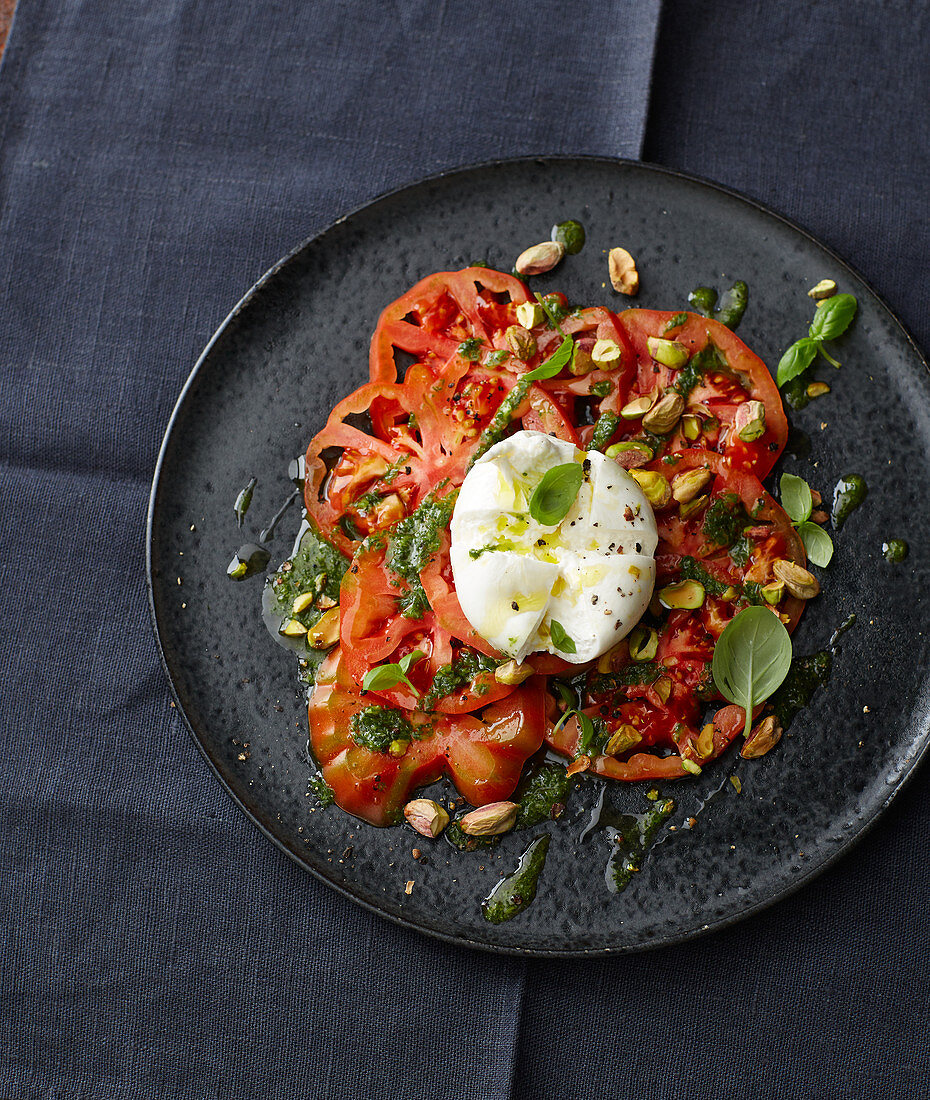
(369, 268, 533, 383)
(309, 649, 546, 825)
(617, 310, 788, 479)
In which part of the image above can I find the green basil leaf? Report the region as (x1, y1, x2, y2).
(549, 619, 577, 654)
(398, 650, 426, 675)
(809, 293, 857, 341)
(779, 473, 813, 525)
(776, 337, 819, 387)
(577, 711, 595, 753)
(529, 462, 585, 525)
(523, 335, 574, 381)
(362, 662, 419, 697)
(711, 606, 792, 739)
(797, 521, 834, 568)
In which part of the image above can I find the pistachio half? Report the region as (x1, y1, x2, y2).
(646, 337, 690, 369)
(627, 625, 658, 661)
(605, 725, 642, 756)
(672, 467, 714, 504)
(291, 592, 316, 614)
(620, 392, 657, 420)
(808, 278, 837, 300)
(608, 247, 639, 295)
(280, 618, 308, 637)
(569, 343, 596, 376)
(806, 381, 830, 398)
(505, 325, 537, 361)
(494, 659, 534, 685)
(403, 798, 450, 838)
(591, 339, 622, 364)
(307, 606, 340, 648)
(679, 493, 710, 520)
(773, 559, 820, 599)
(459, 801, 518, 836)
(605, 440, 653, 469)
(629, 469, 671, 508)
(515, 240, 565, 276)
(658, 579, 705, 610)
(740, 715, 783, 759)
(642, 391, 685, 434)
(516, 301, 545, 328)
(696, 723, 715, 759)
(760, 580, 785, 605)
(734, 399, 766, 442)
(681, 413, 702, 441)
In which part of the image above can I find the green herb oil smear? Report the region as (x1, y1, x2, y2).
(482, 835, 550, 924)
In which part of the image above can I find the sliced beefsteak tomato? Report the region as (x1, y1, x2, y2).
(617, 310, 788, 479)
(369, 267, 532, 383)
(309, 648, 546, 825)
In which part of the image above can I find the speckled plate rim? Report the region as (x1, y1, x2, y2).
(146, 154, 930, 957)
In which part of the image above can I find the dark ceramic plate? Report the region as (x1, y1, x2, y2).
(147, 157, 930, 956)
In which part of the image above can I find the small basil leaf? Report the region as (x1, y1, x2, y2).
(797, 521, 834, 568)
(362, 662, 419, 697)
(711, 606, 792, 739)
(577, 712, 595, 753)
(398, 650, 426, 675)
(809, 293, 857, 341)
(529, 462, 585, 525)
(776, 337, 819, 387)
(523, 335, 574, 381)
(549, 619, 577, 654)
(779, 473, 813, 525)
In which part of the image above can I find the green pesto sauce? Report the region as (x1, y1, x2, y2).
(770, 651, 832, 731)
(233, 476, 257, 527)
(688, 286, 718, 317)
(457, 337, 483, 361)
(421, 649, 498, 711)
(264, 521, 347, 636)
(590, 379, 614, 398)
(514, 762, 573, 829)
(482, 835, 551, 924)
(308, 774, 335, 806)
(662, 312, 688, 335)
(781, 375, 811, 410)
(589, 661, 660, 695)
(714, 281, 748, 329)
(883, 539, 909, 563)
(586, 411, 621, 453)
(702, 492, 750, 548)
(444, 820, 500, 853)
(486, 348, 509, 367)
(674, 341, 724, 399)
(551, 219, 586, 254)
(832, 474, 868, 530)
(351, 456, 407, 514)
(350, 706, 419, 753)
(470, 377, 531, 465)
(606, 798, 675, 894)
(729, 533, 753, 568)
(385, 488, 456, 618)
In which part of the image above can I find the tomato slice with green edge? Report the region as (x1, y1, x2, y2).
(309, 648, 546, 825)
(369, 267, 533, 383)
(618, 310, 788, 479)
